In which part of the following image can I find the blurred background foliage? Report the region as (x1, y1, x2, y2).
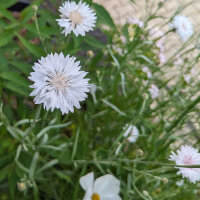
(0, 0, 200, 199)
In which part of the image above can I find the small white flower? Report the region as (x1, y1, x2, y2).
(29, 52, 89, 114)
(174, 54, 183, 66)
(128, 17, 144, 28)
(142, 67, 152, 79)
(148, 84, 159, 99)
(80, 172, 121, 200)
(57, 1, 96, 37)
(171, 15, 193, 42)
(169, 145, 200, 183)
(123, 124, 139, 143)
(183, 74, 191, 84)
(176, 180, 184, 187)
(159, 53, 166, 64)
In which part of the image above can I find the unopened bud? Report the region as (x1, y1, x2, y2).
(143, 93, 148, 99)
(87, 50, 94, 57)
(162, 177, 168, 184)
(17, 182, 26, 192)
(143, 190, 149, 196)
(136, 149, 144, 157)
(33, 5, 38, 11)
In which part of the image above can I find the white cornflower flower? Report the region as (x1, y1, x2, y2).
(142, 67, 152, 79)
(29, 52, 90, 114)
(169, 145, 200, 183)
(171, 15, 193, 42)
(57, 1, 96, 37)
(148, 84, 159, 99)
(123, 124, 139, 143)
(80, 172, 121, 200)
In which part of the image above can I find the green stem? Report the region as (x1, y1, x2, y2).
(23, 104, 42, 141)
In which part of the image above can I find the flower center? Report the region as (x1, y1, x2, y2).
(69, 11, 83, 26)
(50, 72, 68, 90)
(183, 155, 193, 165)
(92, 193, 100, 200)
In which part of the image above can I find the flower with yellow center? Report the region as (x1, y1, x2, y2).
(80, 172, 121, 200)
(57, 1, 97, 37)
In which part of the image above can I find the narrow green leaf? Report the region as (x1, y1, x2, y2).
(102, 99, 126, 116)
(93, 3, 116, 29)
(29, 152, 39, 180)
(36, 122, 72, 140)
(15, 32, 45, 58)
(9, 61, 31, 75)
(5, 82, 30, 96)
(0, 165, 10, 183)
(0, 72, 29, 87)
(84, 35, 105, 49)
(0, 0, 18, 8)
(71, 128, 80, 160)
(36, 159, 58, 174)
(0, 29, 14, 47)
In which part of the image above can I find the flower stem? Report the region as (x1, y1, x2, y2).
(23, 104, 42, 141)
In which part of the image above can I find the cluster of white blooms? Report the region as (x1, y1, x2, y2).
(29, 1, 96, 115)
(123, 124, 139, 143)
(170, 145, 200, 183)
(171, 15, 193, 42)
(80, 172, 121, 200)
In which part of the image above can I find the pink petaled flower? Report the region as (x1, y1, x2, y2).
(169, 145, 200, 183)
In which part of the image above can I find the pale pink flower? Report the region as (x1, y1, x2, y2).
(170, 145, 200, 183)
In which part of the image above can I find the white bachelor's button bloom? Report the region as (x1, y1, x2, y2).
(169, 145, 200, 183)
(148, 84, 159, 99)
(80, 172, 121, 200)
(142, 67, 152, 79)
(57, 1, 96, 37)
(29, 52, 90, 115)
(171, 15, 193, 42)
(123, 124, 139, 143)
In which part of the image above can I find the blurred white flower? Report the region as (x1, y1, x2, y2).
(174, 54, 183, 66)
(89, 84, 97, 94)
(159, 53, 166, 64)
(120, 35, 126, 44)
(142, 67, 152, 78)
(150, 28, 166, 53)
(176, 180, 184, 187)
(169, 145, 200, 183)
(171, 15, 193, 42)
(183, 74, 191, 84)
(128, 17, 144, 28)
(80, 172, 121, 200)
(123, 124, 139, 143)
(57, 1, 96, 37)
(148, 84, 159, 99)
(29, 53, 89, 114)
